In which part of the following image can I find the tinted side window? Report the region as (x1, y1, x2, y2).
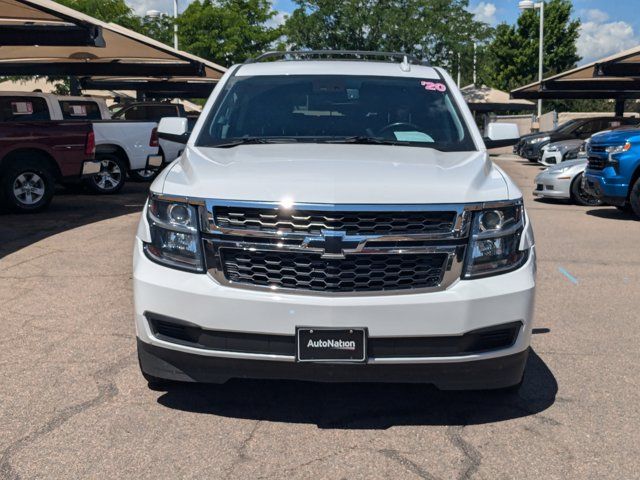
(123, 106, 147, 120)
(0, 96, 50, 122)
(146, 106, 179, 122)
(59, 101, 102, 120)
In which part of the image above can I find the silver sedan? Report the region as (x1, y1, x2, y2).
(533, 159, 602, 206)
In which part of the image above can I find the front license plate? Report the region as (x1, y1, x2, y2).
(296, 327, 367, 362)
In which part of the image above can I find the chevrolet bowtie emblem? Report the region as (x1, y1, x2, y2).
(302, 230, 361, 259)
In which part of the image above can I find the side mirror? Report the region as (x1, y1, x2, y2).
(158, 117, 189, 144)
(484, 122, 520, 149)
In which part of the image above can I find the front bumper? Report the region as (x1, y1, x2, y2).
(134, 238, 536, 388)
(138, 338, 529, 389)
(533, 172, 571, 199)
(584, 170, 628, 205)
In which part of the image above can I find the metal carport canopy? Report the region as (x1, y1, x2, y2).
(511, 45, 640, 101)
(0, 0, 226, 79)
(80, 76, 217, 99)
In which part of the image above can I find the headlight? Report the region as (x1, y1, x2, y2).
(464, 201, 528, 278)
(143, 196, 204, 272)
(546, 145, 558, 152)
(605, 142, 631, 154)
(530, 136, 550, 145)
(551, 166, 571, 175)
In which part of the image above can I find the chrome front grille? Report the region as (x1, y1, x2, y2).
(202, 200, 473, 296)
(221, 249, 448, 293)
(214, 206, 457, 236)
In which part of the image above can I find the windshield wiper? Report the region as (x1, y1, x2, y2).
(322, 136, 411, 146)
(210, 137, 299, 148)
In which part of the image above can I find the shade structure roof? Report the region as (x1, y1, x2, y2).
(461, 84, 535, 111)
(0, 0, 226, 80)
(80, 76, 217, 99)
(511, 45, 640, 100)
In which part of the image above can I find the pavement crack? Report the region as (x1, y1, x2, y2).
(446, 425, 482, 480)
(380, 448, 441, 480)
(223, 420, 262, 479)
(0, 353, 134, 479)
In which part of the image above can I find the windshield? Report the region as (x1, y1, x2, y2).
(196, 74, 476, 151)
(554, 119, 579, 133)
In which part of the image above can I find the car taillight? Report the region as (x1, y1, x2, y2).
(85, 131, 95, 156)
(150, 127, 159, 147)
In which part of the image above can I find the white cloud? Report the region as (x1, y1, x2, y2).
(584, 9, 609, 23)
(126, 0, 195, 16)
(470, 2, 497, 26)
(577, 14, 639, 64)
(266, 11, 287, 28)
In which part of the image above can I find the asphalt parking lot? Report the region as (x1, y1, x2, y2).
(1, 157, 639, 479)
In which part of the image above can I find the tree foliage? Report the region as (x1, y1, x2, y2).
(284, 0, 492, 69)
(484, 0, 580, 91)
(178, 0, 282, 65)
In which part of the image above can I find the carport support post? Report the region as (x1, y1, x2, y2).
(615, 98, 626, 117)
(70, 77, 81, 96)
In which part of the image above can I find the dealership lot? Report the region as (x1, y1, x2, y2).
(0, 157, 638, 479)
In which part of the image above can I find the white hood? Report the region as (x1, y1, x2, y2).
(156, 144, 516, 204)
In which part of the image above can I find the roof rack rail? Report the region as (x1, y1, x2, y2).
(245, 50, 430, 66)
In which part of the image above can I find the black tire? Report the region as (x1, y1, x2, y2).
(84, 154, 126, 194)
(629, 177, 640, 218)
(616, 204, 632, 212)
(129, 168, 158, 182)
(571, 173, 602, 207)
(1, 158, 55, 213)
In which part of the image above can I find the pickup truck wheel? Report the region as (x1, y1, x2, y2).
(2, 160, 55, 213)
(571, 173, 602, 207)
(85, 155, 126, 194)
(129, 168, 158, 182)
(629, 178, 640, 218)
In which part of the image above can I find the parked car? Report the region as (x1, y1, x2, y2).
(533, 159, 601, 206)
(514, 117, 638, 162)
(0, 92, 162, 193)
(584, 127, 640, 216)
(133, 51, 536, 392)
(0, 114, 97, 212)
(538, 139, 585, 166)
(112, 101, 197, 165)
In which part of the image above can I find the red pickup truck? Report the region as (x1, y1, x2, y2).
(0, 118, 97, 213)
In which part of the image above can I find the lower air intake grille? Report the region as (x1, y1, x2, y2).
(221, 249, 448, 293)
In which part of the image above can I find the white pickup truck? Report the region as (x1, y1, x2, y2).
(134, 51, 535, 391)
(0, 92, 162, 193)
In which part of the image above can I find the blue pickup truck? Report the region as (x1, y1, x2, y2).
(584, 128, 640, 217)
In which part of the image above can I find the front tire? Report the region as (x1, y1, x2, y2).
(85, 155, 126, 194)
(629, 177, 640, 218)
(1, 159, 55, 213)
(571, 173, 602, 207)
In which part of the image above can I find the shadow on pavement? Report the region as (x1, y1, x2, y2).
(156, 350, 557, 429)
(0, 182, 149, 260)
(586, 207, 637, 221)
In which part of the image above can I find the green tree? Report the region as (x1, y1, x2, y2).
(284, 0, 492, 68)
(178, 0, 282, 65)
(485, 0, 579, 92)
(57, 0, 143, 31)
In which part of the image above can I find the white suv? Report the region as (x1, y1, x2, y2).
(133, 51, 535, 391)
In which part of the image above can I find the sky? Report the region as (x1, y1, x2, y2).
(126, 0, 640, 65)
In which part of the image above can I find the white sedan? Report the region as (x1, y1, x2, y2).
(533, 159, 602, 206)
(539, 139, 584, 166)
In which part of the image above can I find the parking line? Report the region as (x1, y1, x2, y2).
(558, 267, 579, 285)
